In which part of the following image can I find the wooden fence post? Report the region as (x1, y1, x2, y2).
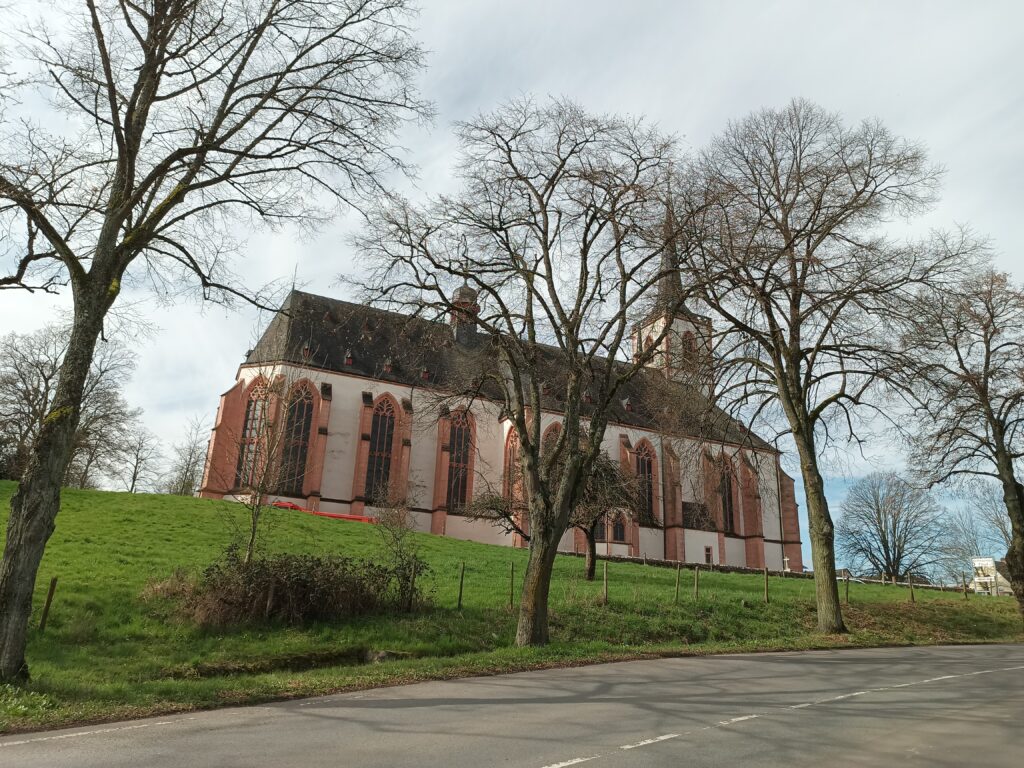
(674, 562, 681, 605)
(962, 571, 969, 600)
(693, 564, 700, 600)
(457, 561, 465, 611)
(408, 561, 418, 612)
(509, 560, 514, 609)
(763, 566, 769, 604)
(39, 576, 58, 634)
(909, 573, 916, 603)
(845, 573, 850, 605)
(603, 560, 609, 606)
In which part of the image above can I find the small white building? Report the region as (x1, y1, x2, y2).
(971, 557, 1013, 596)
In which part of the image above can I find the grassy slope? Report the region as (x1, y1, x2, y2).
(0, 479, 1020, 733)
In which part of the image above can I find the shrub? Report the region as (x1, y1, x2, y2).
(168, 547, 429, 627)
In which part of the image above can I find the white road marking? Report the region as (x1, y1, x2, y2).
(824, 691, 868, 702)
(620, 733, 679, 749)
(0, 718, 194, 748)
(5, 658, 1023, 768)
(540, 756, 601, 768)
(719, 715, 758, 725)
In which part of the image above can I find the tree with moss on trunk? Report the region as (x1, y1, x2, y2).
(0, 0, 428, 683)
(0, 323, 141, 487)
(357, 98, 682, 645)
(673, 99, 974, 633)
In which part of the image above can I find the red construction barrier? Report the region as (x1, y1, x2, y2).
(271, 500, 377, 524)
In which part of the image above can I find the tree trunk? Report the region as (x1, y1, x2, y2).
(515, 527, 561, 646)
(793, 432, 847, 634)
(244, 505, 261, 566)
(998, 475, 1024, 617)
(0, 306, 104, 682)
(583, 526, 597, 581)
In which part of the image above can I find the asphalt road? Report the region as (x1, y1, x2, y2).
(3, 644, 1022, 767)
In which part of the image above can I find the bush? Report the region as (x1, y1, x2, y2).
(164, 547, 430, 627)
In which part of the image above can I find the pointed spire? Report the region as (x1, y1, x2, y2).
(655, 198, 687, 315)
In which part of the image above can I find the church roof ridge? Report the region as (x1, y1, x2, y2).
(245, 288, 774, 452)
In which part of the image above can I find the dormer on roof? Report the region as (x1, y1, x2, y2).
(451, 281, 480, 347)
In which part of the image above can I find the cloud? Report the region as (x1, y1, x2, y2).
(2, 1, 1022, 521)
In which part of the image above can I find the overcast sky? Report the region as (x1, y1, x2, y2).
(2, 0, 1023, 557)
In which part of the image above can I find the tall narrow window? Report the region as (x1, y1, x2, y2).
(635, 441, 656, 525)
(279, 384, 314, 496)
(595, 514, 627, 543)
(719, 462, 736, 533)
(446, 410, 473, 510)
(235, 380, 269, 489)
(365, 397, 397, 504)
(681, 331, 697, 363)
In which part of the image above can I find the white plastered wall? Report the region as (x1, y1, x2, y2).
(229, 362, 796, 567)
(685, 530, 719, 565)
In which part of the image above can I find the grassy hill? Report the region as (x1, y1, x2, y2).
(0, 480, 1020, 733)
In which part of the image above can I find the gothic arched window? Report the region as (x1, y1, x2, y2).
(595, 514, 628, 543)
(235, 379, 269, 489)
(365, 396, 397, 504)
(541, 422, 562, 453)
(279, 384, 314, 496)
(719, 459, 736, 534)
(446, 410, 474, 510)
(635, 441, 657, 525)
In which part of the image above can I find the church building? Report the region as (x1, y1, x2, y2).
(199, 271, 804, 571)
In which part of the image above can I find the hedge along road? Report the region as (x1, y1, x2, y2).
(3, 645, 1022, 768)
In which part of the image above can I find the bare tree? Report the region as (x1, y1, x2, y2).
(0, 324, 138, 485)
(570, 453, 648, 581)
(357, 98, 680, 645)
(116, 425, 163, 493)
(164, 416, 209, 497)
(231, 366, 323, 565)
(938, 503, 1003, 585)
(673, 99, 972, 632)
(974, 482, 1014, 553)
(0, 0, 427, 681)
(836, 472, 947, 581)
(467, 446, 646, 582)
(65, 391, 143, 489)
(898, 268, 1024, 614)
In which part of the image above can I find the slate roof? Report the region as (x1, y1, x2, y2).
(246, 289, 775, 452)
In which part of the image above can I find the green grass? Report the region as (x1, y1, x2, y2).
(0, 479, 1020, 733)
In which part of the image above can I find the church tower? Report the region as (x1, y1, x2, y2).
(631, 203, 711, 388)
